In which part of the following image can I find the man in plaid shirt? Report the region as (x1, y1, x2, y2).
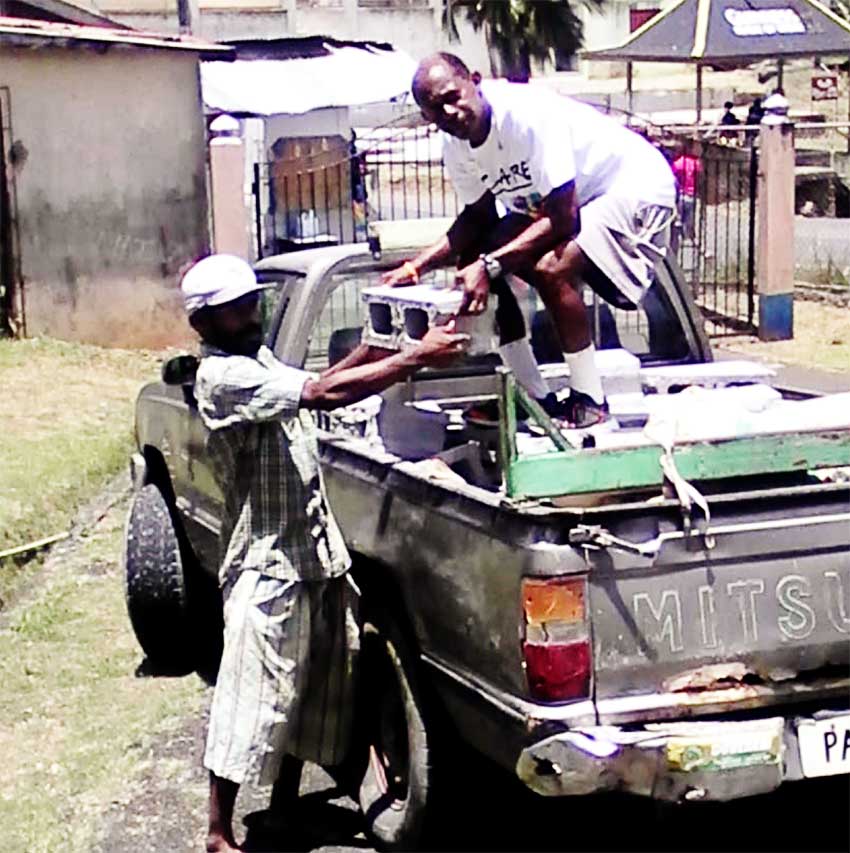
(180, 254, 468, 853)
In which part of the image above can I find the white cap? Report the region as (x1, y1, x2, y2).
(762, 91, 790, 125)
(181, 254, 270, 316)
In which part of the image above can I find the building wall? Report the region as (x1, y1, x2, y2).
(115, 9, 293, 40)
(0, 46, 209, 347)
(95, 0, 688, 77)
(265, 107, 350, 142)
(98, 0, 491, 68)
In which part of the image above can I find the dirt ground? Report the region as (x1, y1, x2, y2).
(1, 318, 848, 851)
(0, 473, 367, 853)
(1, 479, 848, 853)
(714, 297, 850, 374)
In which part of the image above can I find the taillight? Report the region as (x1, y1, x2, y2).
(522, 576, 591, 701)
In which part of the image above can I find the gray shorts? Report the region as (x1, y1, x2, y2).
(204, 571, 360, 786)
(574, 195, 674, 308)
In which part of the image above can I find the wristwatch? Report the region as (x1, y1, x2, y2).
(479, 253, 503, 281)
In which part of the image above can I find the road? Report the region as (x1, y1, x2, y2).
(795, 217, 850, 274)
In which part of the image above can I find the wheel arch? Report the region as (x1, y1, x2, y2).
(350, 552, 422, 654)
(140, 445, 177, 508)
(350, 551, 458, 739)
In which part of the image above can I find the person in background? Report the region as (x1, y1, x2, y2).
(745, 97, 765, 143)
(181, 254, 469, 853)
(671, 139, 702, 241)
(719, 100, 741, 142)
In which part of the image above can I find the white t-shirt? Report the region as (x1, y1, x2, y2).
(442, 80, 676, 216)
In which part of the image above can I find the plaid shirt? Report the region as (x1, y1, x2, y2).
(195, 344, 350, 583)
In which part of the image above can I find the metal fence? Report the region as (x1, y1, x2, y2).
(252, 125, 459, 258)
(0, 87, 18, 336)
(660, 130, 759, 336)
(252, 120, 762, 337)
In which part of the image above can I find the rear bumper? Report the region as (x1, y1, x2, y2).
(516, 710, 850, 803)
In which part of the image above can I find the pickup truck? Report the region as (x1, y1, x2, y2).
(125, 225, 850, 849)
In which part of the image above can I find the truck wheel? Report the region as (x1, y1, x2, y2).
(358, 615, 436, 850)
(124, 483, 194, 672)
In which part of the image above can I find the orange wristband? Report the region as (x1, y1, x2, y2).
(403, 261, 419, 283)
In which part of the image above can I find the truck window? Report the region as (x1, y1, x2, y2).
(304, 269, 378, 371)
(529, 282, 689, 364)
(256, 272, 298, 344)
(305, 266, 474, 371)
(305, 266, 689, 372)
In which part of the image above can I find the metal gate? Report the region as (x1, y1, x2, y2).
(252, 122, 759, 338)
(251, 125, 457, 259)
(0, 88, 13, 336)
(671, 133, 759, 337)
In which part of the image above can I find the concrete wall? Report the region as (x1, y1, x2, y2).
(265, 107, 350, 142)
(1, 46, 209, 347)
(100, 0, 491, 68)
(97, 0, 687, 77)
(578, 0, 682, 78)
(115, 9, 293, 40)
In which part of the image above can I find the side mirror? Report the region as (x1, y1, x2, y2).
(162, 353, 199, 386)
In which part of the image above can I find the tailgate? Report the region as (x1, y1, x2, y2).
(587, 494, 850, 719)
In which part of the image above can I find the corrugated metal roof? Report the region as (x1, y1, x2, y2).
(0, 15, 233, 56)
(9, 0, 126, 28)
(228, 35, 394, 61)
(201, 45, 415, 115)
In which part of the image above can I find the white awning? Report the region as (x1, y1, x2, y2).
(202, 45, 416, 116)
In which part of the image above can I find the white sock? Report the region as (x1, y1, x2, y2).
(566, 344, 605, 404)
(498, 339, 550, 400)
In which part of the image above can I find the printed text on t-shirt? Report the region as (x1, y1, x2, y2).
(482, 161, 533, 195)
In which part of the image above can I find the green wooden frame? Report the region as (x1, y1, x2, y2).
(497, 370, 850, 500)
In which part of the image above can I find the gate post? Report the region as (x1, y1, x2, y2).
(209, 115, 252, 260)
(756, 96, 795, 341)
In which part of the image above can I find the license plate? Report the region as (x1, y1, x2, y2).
(797, 714, 850, 778)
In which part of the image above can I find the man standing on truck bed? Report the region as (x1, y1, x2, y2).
(180, 254, 469, 853)
(383, 52, 676, 428)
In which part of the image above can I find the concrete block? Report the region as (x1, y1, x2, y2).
(640, 360, 777, 393)
(361, 284, 497, 355)
(592, 348, 642, 396)
(540, 348, 643, 398)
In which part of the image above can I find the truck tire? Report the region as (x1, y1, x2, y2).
(358, 614, 437, 851)
(124, 483, 194, 672)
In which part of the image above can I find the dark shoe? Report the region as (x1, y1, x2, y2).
(538, 391, 571, 420)
(463, 398, 532, 428)
(464, 392, 590, 428)
(535, 390, 611, 430)
(463, 398, 501, 428)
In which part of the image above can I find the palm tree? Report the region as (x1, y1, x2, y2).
(444, 0, 605, 82)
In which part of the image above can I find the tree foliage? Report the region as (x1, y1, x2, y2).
(444, 0, 605, 81)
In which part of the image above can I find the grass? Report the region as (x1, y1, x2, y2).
(0, 336, 209, 852)
(0, 337, 163, 595)
(0, 502, 208, 853)
(714, 299, 850, 374)
(0, 303, 846, 849)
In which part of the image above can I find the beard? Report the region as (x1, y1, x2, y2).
(207, 323, 263, 357)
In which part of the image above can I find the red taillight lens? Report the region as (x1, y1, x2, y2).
(522, 577, 591, 702)
(524, 641, 591, 701)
